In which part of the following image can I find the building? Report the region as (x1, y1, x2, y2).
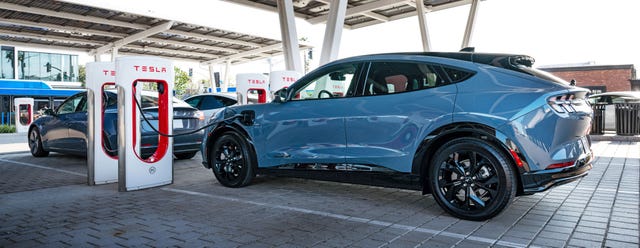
(0, 45, 82, 124)
(540, 64, 637, 94)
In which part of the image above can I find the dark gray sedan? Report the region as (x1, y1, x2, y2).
(28, 91, 205, 159)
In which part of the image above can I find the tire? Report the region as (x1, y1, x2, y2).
(209, 132, 255, 187)
(28, 128, 49, 157)
(175, 151, 198, 160)
(429, 137, 516, 221)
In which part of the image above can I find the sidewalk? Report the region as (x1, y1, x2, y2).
(0, 133, 29, 154)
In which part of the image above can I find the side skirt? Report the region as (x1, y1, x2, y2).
(257, 164, 422, 191)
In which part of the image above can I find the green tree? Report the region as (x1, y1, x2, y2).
(174, 67, 190, 97)
(79, 65, 86, 87)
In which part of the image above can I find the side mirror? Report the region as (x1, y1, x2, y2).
(273, 88, 288, 103)
(43, 108, 56, 116)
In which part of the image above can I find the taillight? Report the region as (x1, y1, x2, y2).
(548, 94, 579, 113)
(547, 161, 574, 169)
(195, 111, 205, 121)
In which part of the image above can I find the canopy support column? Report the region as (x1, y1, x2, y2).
(319, 0, 347, 65)
(461, 0, 480, 49)
(415, 0, 431, 52)
(277, 0, 303, 73)
(111, 48, 118, 62)
(223, 60, 231, 92)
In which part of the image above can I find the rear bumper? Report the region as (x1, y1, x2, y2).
(521, 152, 593, 194)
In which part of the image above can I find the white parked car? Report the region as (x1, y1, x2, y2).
(588, 91, 640, 131)
(184, 93, 237, 118)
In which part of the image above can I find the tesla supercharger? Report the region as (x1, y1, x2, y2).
(116, 56, 173, 192)
(269, 70, 300, 99)
(14, 97, 33, 133)
(236, 73, 269, 105)
(86, 62, 118, 185)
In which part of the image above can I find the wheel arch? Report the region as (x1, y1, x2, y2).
(28, 124, 47, 149)
(412, 122, 525, 196)
(204, 123, 258, 173)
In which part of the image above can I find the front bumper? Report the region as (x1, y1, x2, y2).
(521, 152, 593, 194)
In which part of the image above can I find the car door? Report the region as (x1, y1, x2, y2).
(66, 94, 88, 155)
(345, 60, 459, 172)
(258, 62, 364, 167)
(44, 93, 84, 151)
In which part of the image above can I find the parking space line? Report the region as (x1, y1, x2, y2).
(163, 188, 528, 248)
(0, 158, 85, 177)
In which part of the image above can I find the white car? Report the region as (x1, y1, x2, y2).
(588, 91, 640, 131)
(184, 93, 237, 118)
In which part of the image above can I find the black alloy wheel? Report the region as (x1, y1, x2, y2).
(429, 137, 515, 221)
(28, 128, 49, 157)
(210, 132, 255, 187)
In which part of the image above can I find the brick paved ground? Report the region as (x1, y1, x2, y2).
(0, 139, 638, 247)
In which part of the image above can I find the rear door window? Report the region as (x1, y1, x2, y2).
(185, 96, 202, 109)
(361, 62, 449, 96)
(199, 96, 224, 110)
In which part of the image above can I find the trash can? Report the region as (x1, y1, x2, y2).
(590, 104, 606, 134)
(615, 103, 640, 135)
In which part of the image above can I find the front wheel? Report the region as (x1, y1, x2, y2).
(209, 132, 255, 187)
(28, 128, 49, 157)
(429, 137, 516, 221)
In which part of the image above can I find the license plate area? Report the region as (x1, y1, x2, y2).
(173, 119, 183, 129)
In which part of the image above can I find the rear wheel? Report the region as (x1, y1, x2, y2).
(429, 137, 515, 221)
(209, 132, 255, 187)
(28, 128, 49, 157)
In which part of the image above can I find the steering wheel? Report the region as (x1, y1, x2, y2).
(318, 90, 334, 99)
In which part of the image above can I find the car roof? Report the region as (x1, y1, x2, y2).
(103, 90, 192, 107)
(328, 51, 533, 68)
(185, 92, 237, 101)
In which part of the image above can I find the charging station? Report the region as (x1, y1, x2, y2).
(236, 73, 269, 105)
(14, 97, 33, 133)
(116, 56, 174, 192)
(86, 62, 117, 185)
(269, 70, 300, 98)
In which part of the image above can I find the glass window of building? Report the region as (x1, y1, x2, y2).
(1, 46, 15, 79)
(17, 51, 79, 82)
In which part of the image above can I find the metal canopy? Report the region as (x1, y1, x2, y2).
(0, 0, 311, 65)
(226, 0, 474, 29)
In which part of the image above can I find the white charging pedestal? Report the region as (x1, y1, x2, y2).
(86, 62, 118, 185)
(14, 98, 34, 133)
(116, 56, 174, 191)
(269, 71, 301, 99)
(236, 73, 269, 105)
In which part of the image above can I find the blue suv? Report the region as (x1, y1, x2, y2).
(200, 52, 593, 220)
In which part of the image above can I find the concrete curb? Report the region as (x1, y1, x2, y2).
(590, 134, 640, 142)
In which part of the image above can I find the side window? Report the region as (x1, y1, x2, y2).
(78, 96, 87, 112)
(185, 96, 202, 109)
(57, 94, 84, 115)
(216, 96, 237, 106)
(103, 92, 118, 107)
(364, 62, 448, 95)
(442, 66, 474, 83)
(141, 95, 158, 108)
(199, 96, 224, 110)
(291, 64, 360, 100)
